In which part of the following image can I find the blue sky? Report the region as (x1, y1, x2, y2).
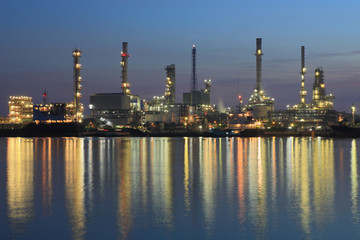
(1, 0, 360, 115)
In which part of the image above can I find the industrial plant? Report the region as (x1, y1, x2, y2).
(0, 38, 358, 137)
(269, 46, 339, 132)
(0, 48, 85, 136)
(245, 38, 274, 120)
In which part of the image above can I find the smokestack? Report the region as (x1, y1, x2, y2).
(191, 44, 197, 92)
(72, 48, 82, 122)
(255, 38, 263, 92)
(301, 46, 305, 72)
(121, 42, 131, 95)
(300, 46, 307, 105)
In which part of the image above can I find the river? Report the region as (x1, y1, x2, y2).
(0, 137, 359, 239)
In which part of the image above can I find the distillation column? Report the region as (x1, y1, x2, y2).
(165, 64, 176, 104)
(121, 42, 131, 95)
(73, 48, 83, 122)
(203, 79, 211, 94)
(299, 46, 307, 106)
(255, 38, 263, 92)
(191, 45, 197, 92)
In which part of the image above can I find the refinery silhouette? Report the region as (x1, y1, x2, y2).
(0, 38, 358, 137)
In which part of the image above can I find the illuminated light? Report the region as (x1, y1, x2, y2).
(321, 84, 325, 88)
(193, 44, 195, 48)
(315, 71, 319, 76)
(303, 67, 306, 73)
(257, 49, 262, 55)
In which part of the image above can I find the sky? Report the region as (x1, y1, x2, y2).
(1, 0, 360, 115)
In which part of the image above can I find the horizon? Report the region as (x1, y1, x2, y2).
(1, 0, 359, 115)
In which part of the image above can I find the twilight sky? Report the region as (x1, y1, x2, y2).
(1, 0, 360, 115)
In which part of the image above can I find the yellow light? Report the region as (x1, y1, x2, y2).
(257, 49, 262, 55)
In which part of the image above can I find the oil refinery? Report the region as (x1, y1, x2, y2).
(0, 38, 358, 137)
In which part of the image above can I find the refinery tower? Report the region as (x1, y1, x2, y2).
(72, 48, 84, 122)
(183, 44, 211, 106)
(246, 38, 274, 120)
(121, 42, 131, 95)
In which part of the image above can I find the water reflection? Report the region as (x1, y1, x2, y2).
(64, 138, 86, 240)
(184, 137, 190, 212)
(3, 137, 360, 239)
(149, 138, 174, 228)
(7, 138, 34, 235)
(41, 138, 53, 215)
(351, 139, 359, 224)
(313, 139, 335, 227)
(236, 138, 247, 224)
(202, 138, 218, 233)
(117, 139, 132, 240)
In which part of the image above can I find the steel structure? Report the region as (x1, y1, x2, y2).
(8, 96, 33, 123)
(203, 79, 211, 94)
(165, 64, 175, 104)
(312, 67, 334, 109)
(191, 45, 197, 92)
(43, 89, 47, 105)
(299, 46, 307, 106)
(121, 42, 131, 95)
(72, 48, 83, 122)
(270, 108, 339, 127)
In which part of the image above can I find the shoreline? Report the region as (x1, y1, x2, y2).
(1, 123, 359, 138)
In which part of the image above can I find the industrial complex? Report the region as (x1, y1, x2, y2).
(0, 38, 358, 137)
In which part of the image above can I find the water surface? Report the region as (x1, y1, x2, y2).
(0, 137, 359, 239)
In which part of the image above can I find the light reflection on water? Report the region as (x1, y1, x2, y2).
(7, 138, 34, 235)
(1, 137, 360, 239)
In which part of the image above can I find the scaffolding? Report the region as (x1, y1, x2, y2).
(164, 64, 175, 105)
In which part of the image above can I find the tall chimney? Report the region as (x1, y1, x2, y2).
(191, 45, 197, 92)
(121, 42, 131, 95)
(255, 38, 263, 92)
